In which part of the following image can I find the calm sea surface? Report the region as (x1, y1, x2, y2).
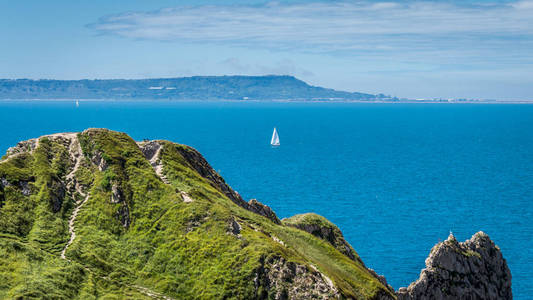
(1, 101, 532, 298)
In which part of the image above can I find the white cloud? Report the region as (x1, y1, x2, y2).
(512, 0, 533, 9)
(88, 1, 533, 65)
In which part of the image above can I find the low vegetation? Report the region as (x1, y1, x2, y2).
(0, 129, 393, 299)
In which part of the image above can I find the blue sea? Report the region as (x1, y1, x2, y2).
(1, 101, 532, 298)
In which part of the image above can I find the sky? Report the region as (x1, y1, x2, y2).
(1, 0, 532, 100)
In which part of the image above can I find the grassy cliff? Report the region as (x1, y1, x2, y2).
(0, 129, 394, 299)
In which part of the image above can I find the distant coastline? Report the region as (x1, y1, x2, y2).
(0, 98, 531, 104)
(1, 75, 530, 103)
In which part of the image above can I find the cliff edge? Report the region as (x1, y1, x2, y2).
(0, 129, 392, 299)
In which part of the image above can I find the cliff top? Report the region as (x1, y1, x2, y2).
(0, 128, 392, 299)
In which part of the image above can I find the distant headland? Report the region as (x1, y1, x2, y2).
(0, 75, 394, 101)
(0, 75, 530, 102)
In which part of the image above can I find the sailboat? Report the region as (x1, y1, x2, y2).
(76, 100, 79, 107)
(271, 127, 280, 147)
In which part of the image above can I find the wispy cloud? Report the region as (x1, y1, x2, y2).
(89, 1, 533, 65)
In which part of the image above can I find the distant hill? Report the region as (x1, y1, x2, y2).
(0, 75, 395, 101)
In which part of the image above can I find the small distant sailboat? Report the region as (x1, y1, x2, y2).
(76, 100, 79, 107)
(271, 127, 280, 147)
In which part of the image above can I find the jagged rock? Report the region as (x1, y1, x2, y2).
(5, 139, 37, 156)
(91, 151, 108, 171)
(254, 256, 340, 299)
(228, 218, 241, 236)
(19, 181, 31, 196)
(139, 141, 161, 161)
(397, 232, 512, 300)
(248, 199, 281, 224)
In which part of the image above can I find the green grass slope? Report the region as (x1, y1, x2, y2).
(0, 129, 394, 299)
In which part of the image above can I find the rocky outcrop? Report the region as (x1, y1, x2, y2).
(138, 141, 170, 184)
(228, 218, 241, 236)
(0, 178, 32, 197)
(110, 183, 130, 227)
(283, 213, 396, 295)
(5, 139, 37, 157)
(397, 232, 512, 300)
(138, 141, 161, 163)
(254, 256, 340, 299)
(247, 199, 281, 224)
(90, 151, 108, 171)
(111, 184, 124, 203)
(283, 213, 359, 262)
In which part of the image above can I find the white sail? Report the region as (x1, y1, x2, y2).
(76, 100, 79, 107)
(271, 127, 280, 146)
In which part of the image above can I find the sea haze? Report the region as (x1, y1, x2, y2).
(1, 101, 532, 298)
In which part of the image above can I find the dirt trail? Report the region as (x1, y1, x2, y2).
(58, 136, 175, 299)
(1, 134, 174, 299)
(61, 135, 90, 260)
(133, 285, 175, 300)
(149, 145, 170, 184)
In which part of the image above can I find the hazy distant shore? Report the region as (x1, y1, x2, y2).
(1, 98, 531, 104)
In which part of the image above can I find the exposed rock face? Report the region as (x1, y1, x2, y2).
(110, 183, 130, 227)
(111, 184, 124, 203)
(91, 151, 108, 171)
(48, 179, 66, 213)
(0, 178, 32, 197)
(19, 181, 31, 196)
(5, 139, 37, 157)
(139, 141, 161, 162)
(138, 141, 170, 184)
(116, 203, 130, 228)
(228, 218, 241, 236)
(254, 256, 340, 299)
(247, 199, 281, 224)
(397, 232, 512, 300)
